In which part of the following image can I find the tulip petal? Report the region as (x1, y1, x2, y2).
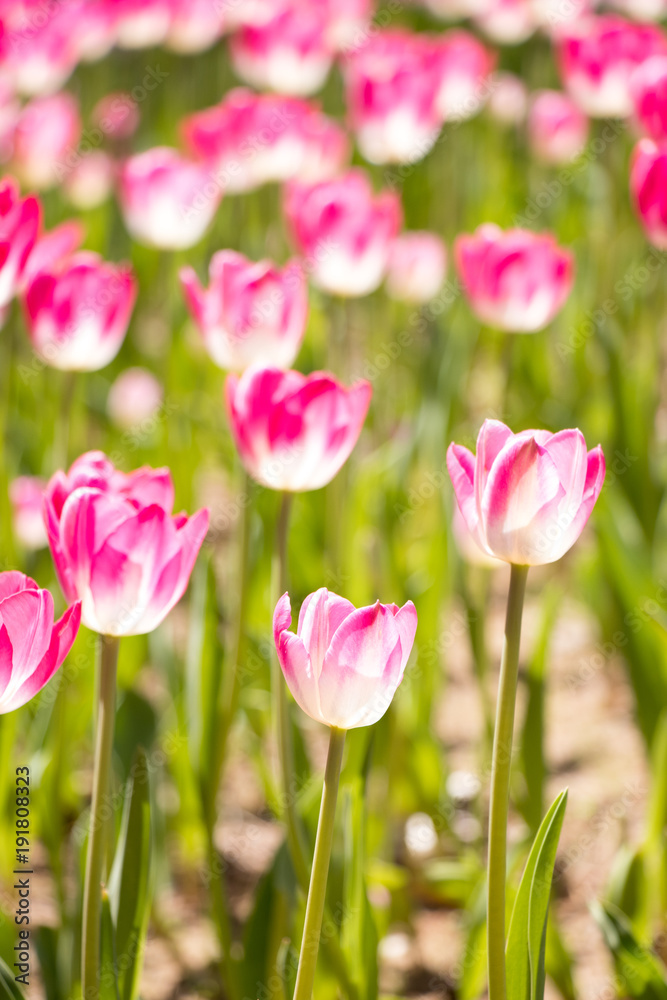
(297, 588, 355, 677)
(0, 572, 39, 602)
(1, 601, 81, 713)
(393, 601, 418, 672)
(0, 587, 54, 689)
(273, 592, 323, 722)
(0, 625, 14, 700)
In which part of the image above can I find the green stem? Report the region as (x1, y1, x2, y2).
(487, 564, 529, 1000)
(293, 727, 346, 1000)
(81, 634, 120, 1000)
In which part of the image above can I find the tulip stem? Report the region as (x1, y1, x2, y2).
(293, 726, 346, 1000)
(487, 563, 529, 1000)
(82, 634, 120, 1000)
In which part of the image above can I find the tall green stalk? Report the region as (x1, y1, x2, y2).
(81, 634, 120, 1000)
(487, 564, 529, 1000)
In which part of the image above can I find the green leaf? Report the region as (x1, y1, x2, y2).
(506, 790, 568, 1000)
(591, 901, 667, 999)
(107, 747, 153, 1000)
(0, 955, 25, 999)
(100, 890, 120, 1000)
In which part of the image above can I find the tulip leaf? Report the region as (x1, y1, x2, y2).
(506, 790, 568, 1000)
(591, 901, 667, 999)
(107, 746, 153, 1000)
(0, 955, 25, 999)
(100, 890, 120, 1000)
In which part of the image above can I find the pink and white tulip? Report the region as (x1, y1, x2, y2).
(117, 147, 221, 250)
(528, 90, 589, 164)
(434, 31, 496, 122)
(473, 0, 537, 45)
(9, 477, 48, 551)
(556, 16, 667, 118)
(63, 151, 115, 210)
(630, 138, 667, 248)
(447, 419, 605, 565)
(21, 219, 85, 289)
(113, 0, 172, 49)
(181, 251, 308, 372)
(0, 572, 81, 714)
(487, 72, 528, 125)
(630, 55, 667, 140)
(0, 1, 81, 95)
(166, 0, 227, 53)
(44, 452, 209, 636)
(12, 92, 82, 191)
(92, 92, 140, 141)
(273, 588, 417, 729)
(452, 505, 502, 568)
(284, 170, 402, 297)
(454, 224, 574, 332)
(225, 367, 372, 492)
(107, 368, 164, 431)
(386, 232, 447, 303)
(0, 176, 41, 310)
(24, 252, 137, 371)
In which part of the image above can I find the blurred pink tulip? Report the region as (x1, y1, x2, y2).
(91, 92, 140, 141)
(273, 588, 417, 728)
(21, 219, 85, 289)
(226, 367, 372, 491)
(0, 176, 41, 309)
(230, 0, 334, 96)
(9, 477, 48, 551)
(166, 0, 227, 52)
(0, 571, 80, 713)
(181, 89, 349, 192)
(64, 151, 116, 210)
(118, 147, 221, 250)
(386, 232, 447, 303)
(434, 30, 496, 121)
(454, 224, 574, 332)
(528, 90, 589, 163)
(284, 169, 402, 297)
(113, 0, 172, 49)
(556, 15, 667, 117)
(447, 419, 606, 565)
(12, 92, 82, 191)
(0, 1, 81, 95)
(107, 367, 164, 431)
(487, 72, 528, 125)
(630, 138, 667, 248)
(630, 55, 667, 140)
(181, 251, 308, 372)
(44, 452, 210, 636)
(343, 30, 444, 165)
(24, 252, 137, 371)
(324, 0, 374, 49)
(474, 0, 536, 45)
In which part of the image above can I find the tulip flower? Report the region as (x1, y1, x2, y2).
(0, 176, 41, 311)
(528, 90, 589, 164)
(181, 251, 308, 372)
(284, 169, 402, 297)
(343, 29, 444, 165)
(24, 251, 137, 372)
(454, 224, 574, 333)
(487, 72, 528, 125)
(106, 367, 164, 431)
(226, 367, 372, 492)
(434, 30, 496, 121)
(166, 0, 227, 53)
(385, 232, 447, 303)
(63, 151, 116, 210)
(230, 1, 334, 96)
(113, 0, 172, 49)
(0, 2, 81, 96)
(452, 505, 502, 568)
(0, 572, 81, 714)
(324, 0, 374, 49)
(473, 0, 536, 45)
(446, 419, 606, 566)
(44, 451, 209, 636)
(630, 54, 667, 140)
(21, 219, 85, 289)
(12, 92, 82, 191)
(117, 147, 221, 250)
(9, 477, 48, 551)
(91, 92, 140, 141)
(630, 138, 667, 248)
(556, 15, 667, 117)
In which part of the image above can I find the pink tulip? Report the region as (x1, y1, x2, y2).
(107, 367, 163, 431)
(9, 477, 48, 551)
(113, 0, 172, 49)
(284, 169, 402, 297)
(447, 419, 606, 565)
(556, 15, 667, 117)
(117, 147, 221, 250)
(12, 92, 82, 191)
(434, 30, 496, 122)
(273, 588, 417, 729)
(21, 219, 85, 289)
(343, 30, 444, 165)
(225, 367, 372, 491)
(181, 89, 349, 193)
(180, 251, 308, 372)
(44, 452, 209, 636)
(166, 0, 227, 52)
(630, 55, 667, 140)
(452, 505, 502, 568)
(24, 252, 137, 371)
(0, 1, 81, 95)
(91, 92, 140, 141)
(528, 90, 589, 164)
(0, 176, 41, 310)
(0, 572, 80, 713)
(230, 1, 334, 96)
(473, 0, 536, 44)
(386, 232, 447, 303)
(487, 72, 528, 125)
(324, 0, 374, 50)
(630, 138, 667, 248)
(454, 224, 574, 333)
(64, 151, 116, 210)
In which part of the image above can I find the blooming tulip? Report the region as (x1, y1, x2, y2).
(0, 2, 81, 95)
(12, 92, 82, 191)
(113, 0, 172, 49)
(385, 232, 447, 303)
(0, 572, 81, 713)
(630, 138, 667, 248)
(44, 452, 209, 636)
(225, 367, 372, 491)
(9, 477, 48, 551)
(434, 30, 496, 121)
(454, 224, 574, 332)
(64, 151, 116, 210)
(284, 170, 402, 297)
(528, 90, 589, 164)
(166, 0, 227, 53)
(180, 251, 308, 371)
(447, 419, 605, 565)
(91, 92, 140, 141)
(106, 367, 164, 431)
(21, 219, 85, 289)
(474, 0, 536, 45)
(117, 147, 221, 250)
(487, 72, 528, 124)
(24, 252, 137, 371)
(273, 588, 417, 729)
(556, 15, 667, 117)
(0, 176, 41, 310)
(630, 55, 667, 140)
